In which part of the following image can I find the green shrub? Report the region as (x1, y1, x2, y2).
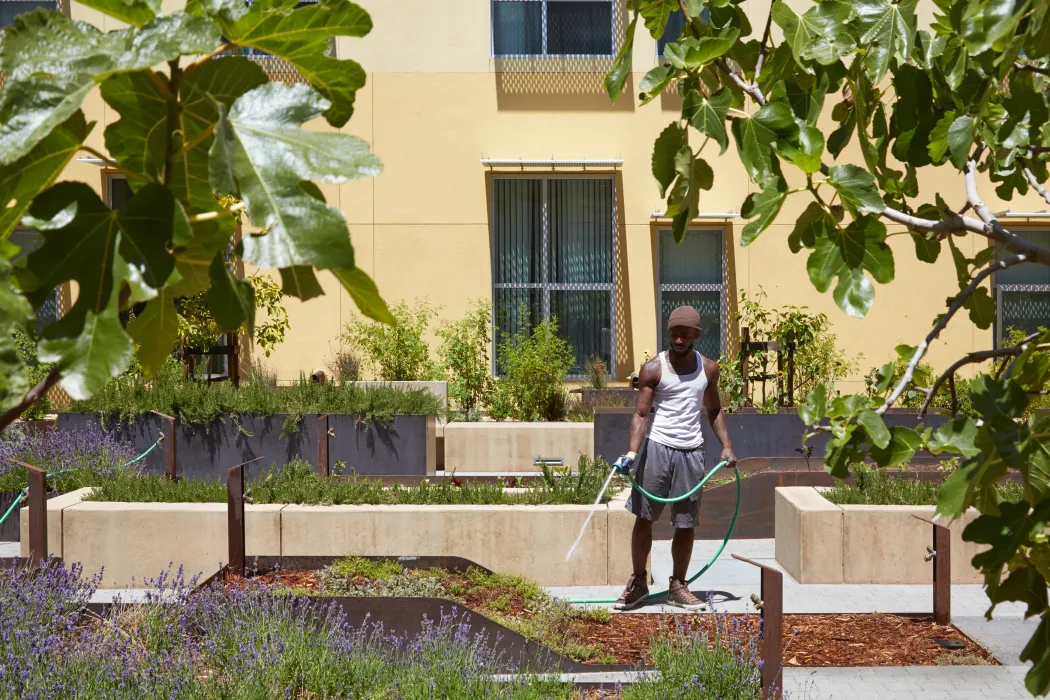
(490, 312, 573, 422)
(342, 299, 441, 381)
(584, 355, 608, 390)
(437, 299, 492, 418)
(11, 328, 53, 420)
(864, 355, 974, 415)
(84, 456, 621, 505)
(721, 288, 858, 411)
(824, 463, 1024, 506)
(67, 361, 444, 430)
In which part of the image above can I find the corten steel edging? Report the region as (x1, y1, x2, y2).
(317, 414, 329, 478)
(151, 410, 177, 480)
(732, 554, 783, 700)
(226, 456, 265, 578)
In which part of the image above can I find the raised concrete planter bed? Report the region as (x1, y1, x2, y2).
(56, 412, 436, 477)
(443, 422, 593, 473)
(774, 486, 988, 584)
(594, 407, 948, 469)
(24, 489, 634, 588)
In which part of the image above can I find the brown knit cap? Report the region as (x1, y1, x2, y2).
(667, 305, 701, 331)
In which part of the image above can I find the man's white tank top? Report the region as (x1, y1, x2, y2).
(648, 351, 708, 450)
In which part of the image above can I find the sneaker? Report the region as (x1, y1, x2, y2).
(667, 578, 708, 611)
(613, 572, 649, 611)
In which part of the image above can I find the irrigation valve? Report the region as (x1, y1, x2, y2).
(328, 428, 335, 438)
(924, 546, 936, 563)
(750, 593, 764, 612)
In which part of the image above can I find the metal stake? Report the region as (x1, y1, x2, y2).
(317, 414, 329, 478)
(226, 456, 264, 578)
(733, 553, 783, 700)
(933, 522, 951, 625)
(22, 462, 47, 569)
(152, 410, 177, 480)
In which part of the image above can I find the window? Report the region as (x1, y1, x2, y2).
(994, 229, 1050, 347)
(492, 0, 615, 57)
(656, 228, 726, 361)
(656, 8, 710, 56)
(106, 174, 133, 210)
(491, 176, 616, 376)
(1, 0, 57, 27)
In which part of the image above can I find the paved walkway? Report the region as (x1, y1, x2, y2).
(0, 542, 19, 557)
(781, 666, 1031, 699)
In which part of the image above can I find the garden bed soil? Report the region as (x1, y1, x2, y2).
(226, 568, 994, 667)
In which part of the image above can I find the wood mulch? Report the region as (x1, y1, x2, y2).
(222, 569, 996, 667)
(569, 613, 996, 666)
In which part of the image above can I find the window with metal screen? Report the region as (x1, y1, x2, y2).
(1, 0, 56, 27)
(491, 176, 616, 376)
(492, 0, 615, 57)
(994, 229, 1050, 346)
(657, 228, 726, 361)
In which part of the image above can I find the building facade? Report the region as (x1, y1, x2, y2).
(9, 0, 1050, 394)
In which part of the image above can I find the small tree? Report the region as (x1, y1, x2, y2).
(343, 299, 441, 381)
(0, 0, 391, 430)
(177, 273, 290, 358)
(606, 1, 1050, 690)
(437, 299, 492, 418)
(492, 313, 574, 422)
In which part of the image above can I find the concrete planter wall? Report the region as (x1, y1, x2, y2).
(57, 413, 436, 478)
(594, 407, 949, 469)
(443, 422, 593, 473)
(774, 486, 988, 584)
(26, 488, 634, 588)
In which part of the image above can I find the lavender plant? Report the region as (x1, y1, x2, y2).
(623, 611, 764, 700)
(0, 560, 572, 698)
(0, 424, 140, 492)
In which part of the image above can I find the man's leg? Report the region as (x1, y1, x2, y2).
(670, 525, 694, 581)
(632, 516, 653, 575)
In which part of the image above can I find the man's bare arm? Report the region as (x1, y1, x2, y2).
(702, 358, 737, 467)
(628, 359, 661, 455)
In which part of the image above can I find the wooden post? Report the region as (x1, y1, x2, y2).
(26, 464, 46, 569)
(152, 410, 177, 480)
(776, 348, 784, 407)
(787, 343, 795, 407)
(317, 414, 329, 478)
(229, 333, 240, 387)
(733, 554, 783, 700)
(227, 462, 245, 577)
(933, 522, 951, 625)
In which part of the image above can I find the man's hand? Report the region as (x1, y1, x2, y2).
(613, 451, 637, 475)
(720, 446, 737, 469)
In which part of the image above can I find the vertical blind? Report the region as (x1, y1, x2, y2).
(492, 0, 614, 57)
(492, 177, 616, 376)
(658, 229, 725, 361)
(995, 229, 1050, 345)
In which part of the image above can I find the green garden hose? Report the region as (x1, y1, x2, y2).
(0, 438, 162, 531)
(565, 458, 742, 605)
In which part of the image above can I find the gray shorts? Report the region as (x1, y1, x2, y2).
(625, 440, 706, 529)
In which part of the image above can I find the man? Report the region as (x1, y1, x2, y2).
(613, 305, 737, 611)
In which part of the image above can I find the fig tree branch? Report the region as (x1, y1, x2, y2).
(921, 343, 1050, 418)
(882, 254, 1028, 415)
(1020, 160, 1050, 206)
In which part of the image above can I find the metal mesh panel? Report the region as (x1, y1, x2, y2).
(660, 291, 721, 360)
(493, 0, 542, 55)
(1001, 290, 1050, 337)
(550, 289, 611, 373)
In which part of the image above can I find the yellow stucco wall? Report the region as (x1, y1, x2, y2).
(59, 0, 1050, 391)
